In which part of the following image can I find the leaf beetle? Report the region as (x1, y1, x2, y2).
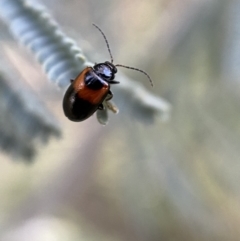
(63, 24, 153, 122)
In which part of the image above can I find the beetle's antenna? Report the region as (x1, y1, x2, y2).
(92, 24, 114, 64)
(92, 24, 153, 86)
(115, 64, 153, 87)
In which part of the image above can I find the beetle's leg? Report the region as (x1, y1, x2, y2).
(105, 90, 113, 101)
(109, 80, 119, 84)
(98, 90, 113, 110)
(98, 103, 104, 110)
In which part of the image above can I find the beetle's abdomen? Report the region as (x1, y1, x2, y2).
(63, 84, 100, 122)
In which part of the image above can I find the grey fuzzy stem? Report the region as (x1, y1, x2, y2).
(0, 0, 89, 88)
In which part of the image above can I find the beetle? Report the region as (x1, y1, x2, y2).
(63, 24, 153, 122)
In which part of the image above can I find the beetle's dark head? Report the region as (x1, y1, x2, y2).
(93, 61, 117, 82)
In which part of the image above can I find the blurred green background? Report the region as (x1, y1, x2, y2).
(1, 0, 240, 240)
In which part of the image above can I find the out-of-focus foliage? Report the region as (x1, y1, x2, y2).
(0, 0, 240, 241)
(0, 72, 60, 160)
